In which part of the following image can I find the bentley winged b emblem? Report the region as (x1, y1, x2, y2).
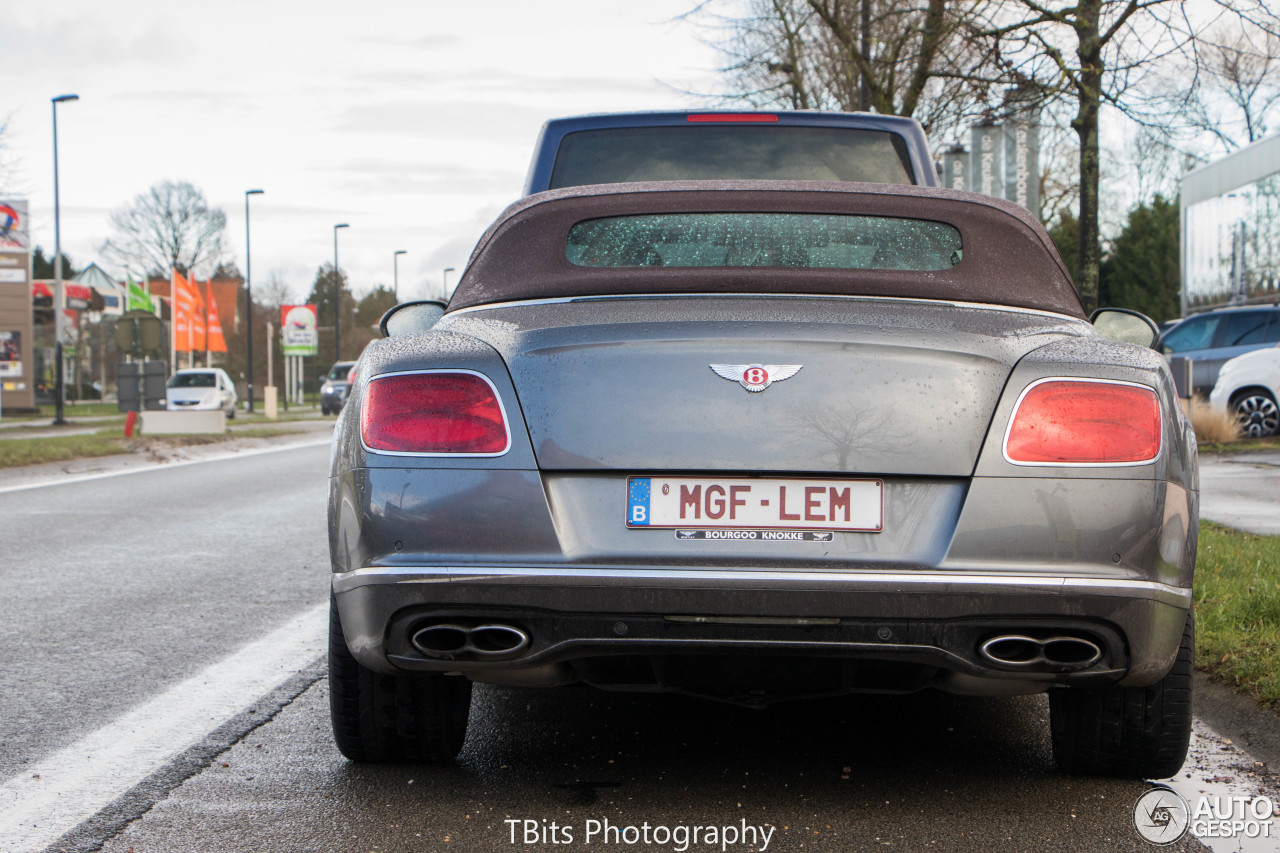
(710, 363, 803, 392)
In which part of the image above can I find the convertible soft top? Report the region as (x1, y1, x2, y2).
(450, 181, 1086, 319)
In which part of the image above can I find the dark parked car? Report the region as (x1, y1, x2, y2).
(328, 181, 1197, 778)
(523, 110, 939, 195)
(320, 360, 357, 415)
(1158, 305, 1280, 396)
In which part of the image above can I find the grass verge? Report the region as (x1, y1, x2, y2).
(0, 426, 303, 470)
(0, 433, 130, 469)
(1195, 520, 1280, 708)
(1199, 436, 1280, 454)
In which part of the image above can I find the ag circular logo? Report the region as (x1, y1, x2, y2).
(1134, 786, 1190, 845)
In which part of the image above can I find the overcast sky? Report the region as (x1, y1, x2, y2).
(3, 0, 726, 302)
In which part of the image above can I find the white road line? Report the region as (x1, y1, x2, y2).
(0, 601, 328, 853)
(0, 438, 332, 495)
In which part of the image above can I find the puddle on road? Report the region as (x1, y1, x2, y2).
(1155, 720, 1280, 852)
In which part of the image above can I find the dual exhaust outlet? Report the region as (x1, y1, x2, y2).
(979, 634, 1103, 671)
(411, 623, 530, 660)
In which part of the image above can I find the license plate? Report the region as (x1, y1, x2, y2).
(626, 476, 882, 532)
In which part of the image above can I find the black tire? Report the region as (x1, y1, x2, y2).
(328, 596, 472, 763)
(1230, 389, 1279, 438)
(1050, 612, 1193, 778)
(321, 405, 331, 416)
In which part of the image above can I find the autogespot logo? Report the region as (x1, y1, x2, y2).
(1134, 787, 1190, 845)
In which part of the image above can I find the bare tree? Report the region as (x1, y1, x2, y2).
(1034, 115, 1080, 227)
(699, 0, 1003, 139)
(1183, 21, 1280, 154)
(0, 117, 21, 197)
(976, 0, 1280, 311)
(697, 0, 1279, 311)
(975, 2, 1185, 310)
(101, 180, 227, 278)
(258, 270, 295, 314)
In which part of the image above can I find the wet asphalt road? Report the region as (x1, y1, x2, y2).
(1199, 451, 1280, 536)
(0, 442, 331, 781)
(96, 681, 1207, 853)
(0, 441, 1237, 852)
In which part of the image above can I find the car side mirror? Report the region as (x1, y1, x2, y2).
(1090, 308, 1159, 348)
(379, 300, 448, 338)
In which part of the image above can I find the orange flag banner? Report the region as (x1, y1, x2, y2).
(205, 280, 227, 352)
(187, 275, 207, 352)
(173, 271, 193, 352)
(172, 271, 208, 352)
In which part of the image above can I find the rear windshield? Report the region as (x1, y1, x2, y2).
(566, 213, 962, 271)
(168, 373, 216, 388)
(549, 127, 914, 188)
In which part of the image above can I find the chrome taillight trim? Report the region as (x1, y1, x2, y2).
(1001, 376, 1163, 468)
(359, 368, 513, 458)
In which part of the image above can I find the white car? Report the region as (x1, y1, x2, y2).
(1209, 344, 1280, 437)
(166, 368, 238, 418)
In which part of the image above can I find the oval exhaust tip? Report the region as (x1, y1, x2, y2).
(1041, 637, 1102, 668)
(980, 635, 1042, 666)
(411, 624, 470, 657)
(469, 624, 530, 656)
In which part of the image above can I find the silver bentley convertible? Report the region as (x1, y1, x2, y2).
(328, 181, 1197, 778)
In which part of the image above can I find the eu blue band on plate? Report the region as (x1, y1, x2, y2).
(628, 478, 651, 526)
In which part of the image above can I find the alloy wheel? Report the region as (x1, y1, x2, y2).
(1232, 393, 1280, 438)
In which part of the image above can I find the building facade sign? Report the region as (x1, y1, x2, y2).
(1004, 120, 1040, 214)
(970, 124, 1003, 199)
(941, 148, 968, 193)
(0, 331, 21, 377)
(948, 109, 1042, 219)
(0, 201, 34, 409)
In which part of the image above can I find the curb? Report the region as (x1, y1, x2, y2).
(1194, 670, 1280, 770)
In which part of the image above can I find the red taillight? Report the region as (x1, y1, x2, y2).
(686, 113, 778, 122)
(1004, 380, 1161, 465)
(362, 372, 509, 455)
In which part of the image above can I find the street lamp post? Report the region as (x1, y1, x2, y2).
(51, 93, 79, 426)
(442, 266, 456, 299)
(244, 189, 264, 414)
(333, 223, 349, 362)
(393, 250, 406, 301)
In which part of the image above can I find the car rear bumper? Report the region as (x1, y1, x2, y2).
(333, 565, 1190, 691)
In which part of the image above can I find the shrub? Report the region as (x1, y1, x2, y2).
(1189, 397, 1241, 444)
